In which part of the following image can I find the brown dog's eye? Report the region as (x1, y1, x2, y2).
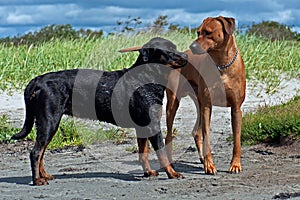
(202, 30, 212, 36)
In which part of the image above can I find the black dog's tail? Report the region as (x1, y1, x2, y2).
(11, 79, 39, 140)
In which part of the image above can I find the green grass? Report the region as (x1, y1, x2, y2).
(1, 32, 300, 148)
(0, 114, 134, 149)
(236, 34, 300, 94)
(241, 96, 300, 145)
(1, 33, 299, 92)
(0, 32, 194, 91)
(0, 115, 19, 142)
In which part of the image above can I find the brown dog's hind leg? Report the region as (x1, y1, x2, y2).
(165, 89, 180, 164)
(137, 138, 158, 177)
(229, 106, 242, 173)
(201, 104, 217, 175)
(193, 127, 204, 164)
(192, 100, 204, 164)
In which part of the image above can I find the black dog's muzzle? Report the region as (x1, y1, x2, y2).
(170, 52, 188, 69)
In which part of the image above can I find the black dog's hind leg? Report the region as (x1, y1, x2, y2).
(30, 109, 63, 186)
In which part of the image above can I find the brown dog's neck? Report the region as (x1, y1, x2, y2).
(208, 35, 238, 69)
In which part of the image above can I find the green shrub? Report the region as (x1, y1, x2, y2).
(241, 96, 300, 145)
(0, 115, 19, 142)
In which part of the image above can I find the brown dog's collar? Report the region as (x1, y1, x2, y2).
(216, 48, 239, 70)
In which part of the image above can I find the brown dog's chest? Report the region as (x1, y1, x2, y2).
(204, 69, 245, 107)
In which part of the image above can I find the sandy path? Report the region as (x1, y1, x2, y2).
(0, 78, 299, 200)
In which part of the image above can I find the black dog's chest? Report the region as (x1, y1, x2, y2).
(95, 77, 165, 127)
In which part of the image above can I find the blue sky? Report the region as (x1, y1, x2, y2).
(0, 0, 299, 38)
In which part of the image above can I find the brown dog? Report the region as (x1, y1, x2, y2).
(165, 16, 246, 174)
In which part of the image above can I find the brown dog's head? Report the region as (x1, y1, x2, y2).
(190, 16, 235, 54)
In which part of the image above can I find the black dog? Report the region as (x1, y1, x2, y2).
(11, 37, 187, 185)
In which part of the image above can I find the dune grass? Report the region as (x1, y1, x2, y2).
(0, 32, 194, 91)
(236, 34, 300, 94)
(0, 32, 299, 148)
(1, 32, 299, 92)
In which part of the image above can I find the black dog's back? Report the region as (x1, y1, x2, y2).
(12, 66, 166, 139)
(11, 70, 77, 139)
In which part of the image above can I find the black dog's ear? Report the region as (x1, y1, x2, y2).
(118, 46, 142, 53)
(140, 48, 149, 62)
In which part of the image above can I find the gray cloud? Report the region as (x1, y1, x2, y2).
(0, 0, 299, 37)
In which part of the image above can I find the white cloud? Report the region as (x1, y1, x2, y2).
(291, 26, 300, 33)
(271, 10, 294, 23)
(6, 13, 34, 24)
(0, 0, 300, 37)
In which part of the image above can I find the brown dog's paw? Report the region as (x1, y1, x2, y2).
(144, 170, 159, 177)
(167, 172, 184, 179)
(204, 159, 217, 175)
(229, 162, 242, 174)
(45, 174, 55, 181)
(41, 173, 55, 181)
(33, 178, 49, 186)
(164, 165, 184, 179)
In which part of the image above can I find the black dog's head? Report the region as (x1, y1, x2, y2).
(119, 37, 188, 69)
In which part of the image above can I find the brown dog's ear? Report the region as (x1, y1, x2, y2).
(217, 16, 235, 35)
(118, 46, 142, 53)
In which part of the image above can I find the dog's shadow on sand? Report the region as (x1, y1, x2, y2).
(0, 160, 210, 185)
(0, 171, 140, 185)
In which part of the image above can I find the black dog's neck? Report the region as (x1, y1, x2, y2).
(128, 56, 171, 85)
(131, 55, 149, 68)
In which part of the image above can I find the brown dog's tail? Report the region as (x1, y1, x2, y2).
(11, 79, 38, 140)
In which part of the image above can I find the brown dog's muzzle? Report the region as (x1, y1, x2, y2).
(189, 41, 206, 55)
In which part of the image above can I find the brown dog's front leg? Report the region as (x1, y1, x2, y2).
(137, 138, 158, 177)
(229, 106, 242, 173)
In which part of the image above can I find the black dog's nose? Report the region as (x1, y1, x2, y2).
(181, 52, 188, 60)
(190, 41, 206, 55)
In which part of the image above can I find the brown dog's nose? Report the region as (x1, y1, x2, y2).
(190, 41, 206, 55)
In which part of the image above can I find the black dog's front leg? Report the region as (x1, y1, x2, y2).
(149, 132, 184, 179)
(137, 138, 159, 177)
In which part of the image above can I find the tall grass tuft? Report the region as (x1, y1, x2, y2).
(1, 32, 299, 148)
(1, 33, 299, 93)
(0, 32, 194, 91)
(236, 34, 300, 93)
(241, 96, 300, 145)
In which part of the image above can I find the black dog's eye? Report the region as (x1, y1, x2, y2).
(141, 49, 147, 56)
(166, 51, 176, 58)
